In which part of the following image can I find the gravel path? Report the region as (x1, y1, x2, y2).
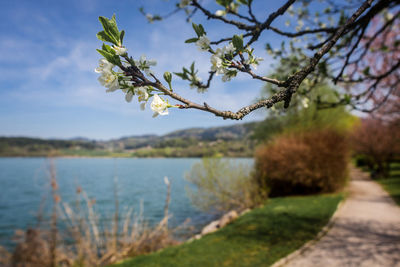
(283, 167, 400, 267)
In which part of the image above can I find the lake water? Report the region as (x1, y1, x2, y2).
(0, 157, 252, 249)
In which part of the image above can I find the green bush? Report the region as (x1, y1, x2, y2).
(254, 129, 349, 197)
(185, 158, 263, 213)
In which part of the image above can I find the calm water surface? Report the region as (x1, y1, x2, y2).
(0, 157, 252, 249)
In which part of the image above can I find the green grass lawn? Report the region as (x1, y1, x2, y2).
(378, 163, 400, 205)
(110, 194, 342, 267)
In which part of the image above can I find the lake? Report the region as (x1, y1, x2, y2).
(0, 157, 252, 249)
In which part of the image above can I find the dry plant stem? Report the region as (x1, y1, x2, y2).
(49, 160, 58, 267)
(129, 0, 375, 120)
(164, 178, 171, 229)
(113, 174, 119, 253)
(2, 163, 178, 266)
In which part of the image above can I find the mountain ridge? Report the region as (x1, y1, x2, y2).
(0, 121, 260, 157)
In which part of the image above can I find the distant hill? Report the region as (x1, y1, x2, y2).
(164, 122, 257, 140)
(0, 122, 260, 157)
(0, 137, 97, 157)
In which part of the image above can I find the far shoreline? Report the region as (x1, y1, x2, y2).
(0, 155, 253, 159)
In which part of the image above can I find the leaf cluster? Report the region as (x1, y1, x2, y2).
(173, 62, 201, 88)
(96, 15, 125, 66)
(185, 23, 206, 43)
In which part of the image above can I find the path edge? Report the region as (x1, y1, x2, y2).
(270, 195, 346, 267)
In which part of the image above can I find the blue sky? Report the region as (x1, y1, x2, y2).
(0, 0, 305, 140)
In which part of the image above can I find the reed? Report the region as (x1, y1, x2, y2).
(0, 161, 179, 267)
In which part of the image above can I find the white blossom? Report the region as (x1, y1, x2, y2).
(210, 53, 225, 75)
(151, 94, 169, 117)
(229, 2, 239, 13)
(146, 14, 154, 23)
(112, 45, 127, 55)
(209, 43, 238, 79)
(179, 0, 190, 8)
(164, 176, 170, 186)
(196, 35, 210, 51)
(95, 58, 113, 73)
(215, 10, 226, 17)
(296, 20, 304, 32)
(98, 70, 119, 92)
(135, 55, 157, 76)
(301, 97, 309, 108)
(125, 91, 134, 102)
(214, 47, 223, 57)
(134, 87, 149, 102)
(384, 11, 394, 22)
(222, 42, 235, 54)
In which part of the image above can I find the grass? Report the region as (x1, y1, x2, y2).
(377, 163, 400, 205)
(110, 194, 342, 267)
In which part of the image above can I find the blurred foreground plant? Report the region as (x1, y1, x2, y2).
(185, 158, 263, 213)
(0, 162, 179, 267)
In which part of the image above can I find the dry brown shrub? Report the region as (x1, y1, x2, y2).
(254, 129, 349, 197)
(351, 118, 400, 178)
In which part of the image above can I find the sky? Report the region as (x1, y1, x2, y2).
(0, 0, 304, 140)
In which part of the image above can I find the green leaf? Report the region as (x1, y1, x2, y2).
(380, 45, 389, 52)
(185, 38, 198, 43)
(96, 31, 117, 44)
(216, 0, 231, 7)
(96, 49, 121, 66)
(192, 23, 204, 37)
(232, 34, 244, 51)
(102, 43, 115, 54)
(98, 15, 120, 45)
(174, 72, 188, 80)
(318, 61, 327, 76)
(343, 94, 351, 104)
(152, 15, 162, 21)
(333, 91, 340, 98)
(362, 66, 370, 76)
(199, 24, 206, 35)
(120, 30, 125, 44)
(109, 14, 121, 39)
(190, 62, 195, 73)
(99, 16, 113, 34)
(237, 0, 248, 5)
